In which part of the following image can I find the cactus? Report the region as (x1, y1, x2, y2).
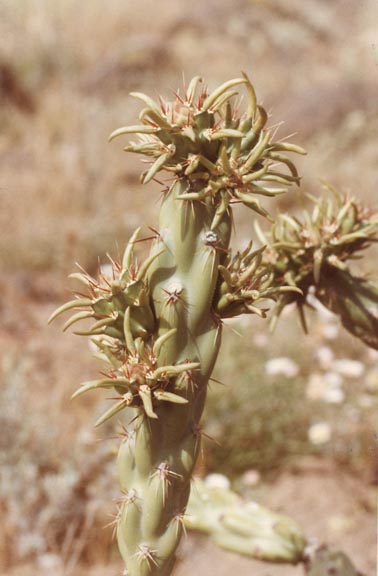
(185, 480, 364, 575)
(185, 477, 306, 563)
(50, 75, 304, 576)
(259, 186, 378, 347)
(304, 544, 364, 576)
(49, 76, 375, 576)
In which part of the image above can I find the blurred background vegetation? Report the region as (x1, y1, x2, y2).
(0, 1, 377, 575)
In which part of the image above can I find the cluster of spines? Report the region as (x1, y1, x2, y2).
(73, 333, 199, 426)
(48, 227, 159, 341)
(110, 74, 305, 229)
(216, 241, 302, 318)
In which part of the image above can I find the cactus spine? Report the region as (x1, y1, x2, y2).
(50, 75, 304, 575)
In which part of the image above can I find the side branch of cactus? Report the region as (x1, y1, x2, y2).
(262, 186, 378, 348)
(186, 478, 306, 564)
(186, 478, 363, 575)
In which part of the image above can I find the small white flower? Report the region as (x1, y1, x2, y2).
(357, 394, 375, 409)
(333, 359, 365, 378)
(306, 372, 345, 404)
(306, 372, 325, 400)
(18, 533, 45, 557)
(315, 346, 334, 369)
(204, 473, 231, 490)
(324, 371, 343, 388)
(265, 357, 299, 378)
(322, 323, 340, 340)
(367, 348, 378, 361)
(252, 332, 269, 348)
(308, 422, 331, 445)
(323, 387, 345, 404)
(37, 554, 63, 570)
(365, 368, 378, 394)
(241, 469, 261, 487)
(306, 371, 343, 402)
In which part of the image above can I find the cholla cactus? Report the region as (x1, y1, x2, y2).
(50, 76, 376, 576)
(50, 75, 304, 576)
(186, 478, 306, 563)
(186, 481, 364, 575)
(259, 186, 378, 347)
(304, 544, 363, 576)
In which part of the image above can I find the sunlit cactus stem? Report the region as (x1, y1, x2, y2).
(115, 178, 232, 576)
(50, 74, 304, 576)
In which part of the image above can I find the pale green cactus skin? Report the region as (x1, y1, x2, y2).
(185, 478, 306, 564)
(115, 180, 232, 576)
(50, 75, 305, 576)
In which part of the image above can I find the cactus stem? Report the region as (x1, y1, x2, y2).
(136, 248, 165, 281)
(152, 328, 177, 357)
(242, 71, 257, 119)
(47, 297, 94, 324)
(269, 142, 307, 155)
(121, 226, 143, 272)
(109, 124, 158, 141)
